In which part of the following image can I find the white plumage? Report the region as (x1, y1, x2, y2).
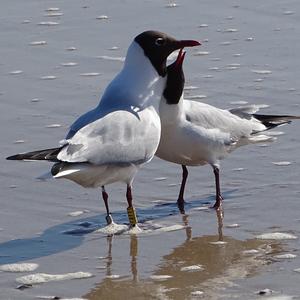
(7, 31, 201, 225)
(157, 100, 270, 167)
(156, 49, 298, 211)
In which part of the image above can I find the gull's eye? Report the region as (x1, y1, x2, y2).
(155, 37, 166, 46)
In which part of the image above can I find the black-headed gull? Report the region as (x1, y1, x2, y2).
(7, 31, 200, 226)
(156, 49, 300, 212)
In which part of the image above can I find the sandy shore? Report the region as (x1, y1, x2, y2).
(1, 0, 300, 299)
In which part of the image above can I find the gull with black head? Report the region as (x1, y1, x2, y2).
(157, 49, 300, 213)
(7, 31, 200, 227)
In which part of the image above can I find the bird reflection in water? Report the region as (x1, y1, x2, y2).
(85, 209, 282, 300)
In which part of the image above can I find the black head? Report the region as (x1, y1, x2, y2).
(163, 49, 186, 104)
(135, 30, 200, 77)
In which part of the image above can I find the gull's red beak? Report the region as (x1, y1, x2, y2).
(177, 40, 201, 48)
(175, 49, 186, 68)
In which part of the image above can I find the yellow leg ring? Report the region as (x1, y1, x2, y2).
(127, 207, 138, 226)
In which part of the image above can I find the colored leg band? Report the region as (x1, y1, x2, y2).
(127, 207, 138, 226)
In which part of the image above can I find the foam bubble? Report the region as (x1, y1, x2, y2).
(256, 232, 297, 240)
(95, 222, 128, 235)
(283, 10, 294, 15)
(38, 21, 59, 26)
(274, 253, 297, 259)
(10, 70, 23, 75)
(167, 183, 180, 187)
(127, 225, 143, 234)
(61, 62, 78, 67)
(13, 140, 25, 144)
(225, 223, 240, 228)
(156, 224, 185, 232)
(45, 124, 61, 128)
(0, 263, 38, 272)
(106, 274, 120, 279)
(257, 289, 273, 295)
(192, 206, 209, 211)
(68, 211, 85, 217)
(80, 73, 101, 77)
(44, 12, 64, 17)
(150, 275, 172, 281)
(30, 41, 47, 46)
(243, 249, 260, 255)
(272, 161, 291, 166)
(165, 3, 178, 8)
(191, 291, 204, 297)
(45, 7, 60, 12)
(193, 51, 210, 56)
(16, 272, 93, 284)
(256, 104, 270, 108)
(232, 168, 245, 172)
(31, 98, 41, 102)
(97, 55, 125, 62)
(209, 241, 227, 245)
(153, 177, 167, 181)
(40, 75, 57, 80)
(220, 41, 232, 46)
(224, 28, 238, 33)
(96, 15, 109, 20)
(180, 265, 204, 272)
(225, 66, 240, 70)
(251, 69, 272, 75)
(266, 296, 295, 300)
(230, 100, 248, 105)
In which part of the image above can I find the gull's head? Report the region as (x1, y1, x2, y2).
(134, 30, 200, 77)
(163, 49, 186, 104)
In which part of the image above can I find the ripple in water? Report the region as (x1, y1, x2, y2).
(30, 41, 47, 46)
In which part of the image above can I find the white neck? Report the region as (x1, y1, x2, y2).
(159, 94, 185, 124)
(98, 41, 166, 113)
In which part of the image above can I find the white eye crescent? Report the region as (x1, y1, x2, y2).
(155, 37, 166, 46)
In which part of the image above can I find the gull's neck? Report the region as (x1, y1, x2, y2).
(159, 94, 185, 125)
(98, 41, 166, 113)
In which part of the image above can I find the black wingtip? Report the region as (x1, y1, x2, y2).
(6, 154, 21, 160)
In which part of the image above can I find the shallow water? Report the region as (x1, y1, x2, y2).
(1, 0, 300, 299)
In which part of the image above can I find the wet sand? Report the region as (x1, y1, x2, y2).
(1, 0, 300, 299)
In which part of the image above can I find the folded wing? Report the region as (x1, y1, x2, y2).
(58, 109, 160, 165)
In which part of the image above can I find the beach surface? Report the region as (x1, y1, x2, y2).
(1, 0, 300, 299)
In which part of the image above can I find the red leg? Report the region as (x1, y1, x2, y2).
(102, 186, 113, 224)
(177, 165, 188, 214)
(212, 166, 223, 209)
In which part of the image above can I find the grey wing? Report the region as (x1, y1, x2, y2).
(58, 109, 160, 165)
(66, 108, 100, 139)
(184, 101, 265, 138)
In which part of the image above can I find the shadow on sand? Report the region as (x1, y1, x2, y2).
(0, 190, 237, 264)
